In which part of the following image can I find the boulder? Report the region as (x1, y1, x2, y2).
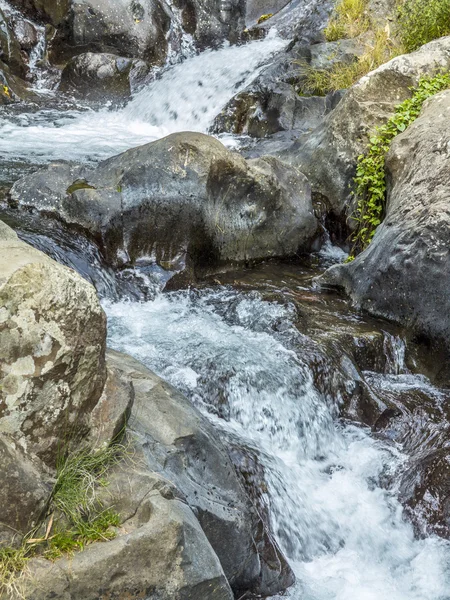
(0, 220, 108, 466)
(19, 465, 234, 600)
(400, 449, 450, 539)
(321, 90, 450, 369)
(253, 0, 332, 41)
(11, 0, 246, 60)
(211, 39, 353, 138)
(280, 36, 450, 217)
(0, 434, 51, 544)
(9, 132, 319, 276)
(108, 349, 295, 597)
(0, 7, 29, 78)
(59, 52, 149, 100)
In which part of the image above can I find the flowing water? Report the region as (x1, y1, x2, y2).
(2, 4, 450, 597)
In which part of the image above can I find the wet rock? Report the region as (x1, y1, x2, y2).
(0, 219, 108, 466)
(108, 349, 295, 597)
(15, 0, 172, 65)
(9, 0, 70, 27)
(254, 0, 332, 41)
(10, 132, 319, 277)
(0, 7, 28, 78)
(20, 464, 234, 600)
(280, 36, 450, 217)
(59, 52, 149, 100)
(211, 39, 357, 139)
(400, 449, 450, 538)
(0, 433, 51, 544)
(321, 89, 450, 366)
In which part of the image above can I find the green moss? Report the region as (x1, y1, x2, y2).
(398, 0, 450, 52)
(257, 13, 273, 23)
(350, 71, 450, 255)
(66, 179, 96, 195)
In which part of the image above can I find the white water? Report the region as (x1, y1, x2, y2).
(3, 5, 450, 594)
(0, 32, 285, 163)
(105, 289, 450, 600)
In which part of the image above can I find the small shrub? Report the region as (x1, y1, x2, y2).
(325, 0, 370, 41)
(351, 71, 450, 254)
(398, 0, 450, 52)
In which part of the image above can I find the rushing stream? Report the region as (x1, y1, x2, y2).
(2, 6, 450, 597)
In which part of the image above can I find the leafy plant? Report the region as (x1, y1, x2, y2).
(398, 0, 450, 52)
(351, 71, 450, 254)
(325, 0, 370, 41)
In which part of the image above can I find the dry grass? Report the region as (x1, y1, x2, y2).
(324, 0, 371, 41)
(299, 28, 402, 95)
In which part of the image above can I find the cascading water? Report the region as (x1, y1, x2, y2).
(0, 31, 286, 165)
(104, 285, 450, 600)
(2, 5, 450, 596)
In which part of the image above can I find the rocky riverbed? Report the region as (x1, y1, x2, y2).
(1, 0, 450, 598)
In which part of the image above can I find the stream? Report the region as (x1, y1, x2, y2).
(2, 8, 450, 599)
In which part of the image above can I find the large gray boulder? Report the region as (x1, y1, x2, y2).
(10, 132, 318, 276)
(321, 90, 450, 369)
(59, 51, 149, 100)
(0, 220, 127, 466)
(281, 36, 450, 217)
(108, 349, 295, 597)
(0, 220, 133, 543)
(0, 434, 51, 545)
(10, 0, 247, 57)
(19, 465, 234, 600)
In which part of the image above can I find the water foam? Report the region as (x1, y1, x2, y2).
(105, 288, 450, 600)
(0, 32, 285, 164)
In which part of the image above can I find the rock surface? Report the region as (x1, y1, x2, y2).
(9, 132, 318, 275)
(20, 465, 234, 600)
(400, 448, 450, 539)
(0, 433, 51, 544)
(321, 90, 450, 368)
(280, 36, 450, 217)
(211, 39, 356, 139)
(108, 349, 295, 597)
(59, 51, 149, 100)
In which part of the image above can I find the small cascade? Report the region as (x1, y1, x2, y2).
(104, 284, 450, 600)
(0, 0, 57, 92)
(0, 32, 286, 164)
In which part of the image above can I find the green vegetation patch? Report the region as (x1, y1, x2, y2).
(349, 71, 450, 257)
(324, 0, 370, 41)
(398, 0, 450, 52)
(66, 179, 96, 194)
(300, 30, 400, 96)
(0, 443, 125, 597)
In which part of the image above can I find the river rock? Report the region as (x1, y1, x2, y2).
(321, 90, 450, 371)
(9, 132, 318, 276)
(19, 465, 234, 600)
(0, 433, 51, 544)
(400, 448, 450, 539)
(108, 349, 295, 597)
(280, 36, 450, 218)
(59, 52, 149, 100)
(0, 7, 29, 78)
(211, 39, 354, 138)
(0, 220, 108, 466)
